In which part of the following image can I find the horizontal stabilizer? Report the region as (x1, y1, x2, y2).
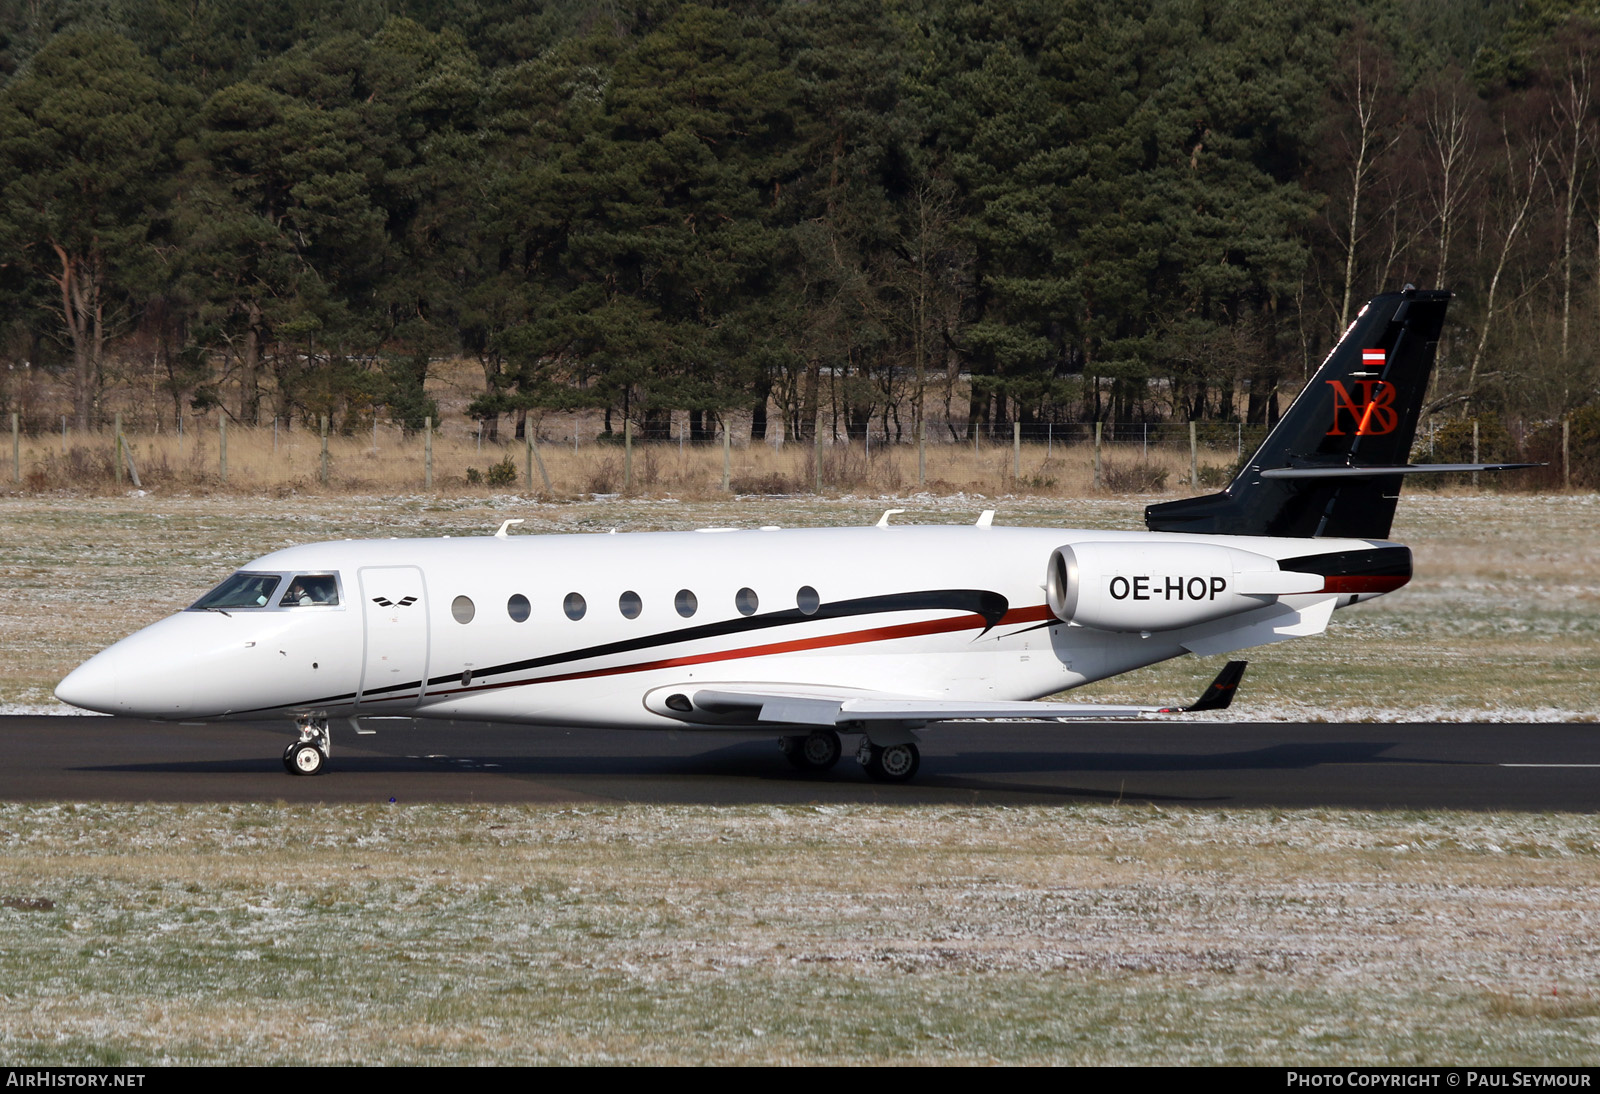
(1259, 463, 1540, 479)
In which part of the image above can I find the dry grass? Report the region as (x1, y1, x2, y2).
(7, 420, 1238, 499)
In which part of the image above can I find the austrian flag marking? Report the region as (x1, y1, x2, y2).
(1327, 350, 1400, 436)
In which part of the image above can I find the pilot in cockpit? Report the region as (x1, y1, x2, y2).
(281, 575, 339, 607)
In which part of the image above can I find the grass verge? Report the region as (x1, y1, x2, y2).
(3, 802, 1600, 1065)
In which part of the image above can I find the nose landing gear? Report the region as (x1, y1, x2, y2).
(283, 712, 330, 776)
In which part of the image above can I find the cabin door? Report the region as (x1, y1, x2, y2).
(357, 566, 430, 709)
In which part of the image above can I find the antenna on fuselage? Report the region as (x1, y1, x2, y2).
(494, 519, 525, 538)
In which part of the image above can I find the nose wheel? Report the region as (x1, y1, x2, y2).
(284, 713, 330, 776)
(284, 740, 326, 775)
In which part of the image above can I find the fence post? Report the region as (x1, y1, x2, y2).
(917, 417, 926, 488)
(814, 419, 823, 493)
(320, 414, 329, 486)
(425, 416, 434, 490)
(116, 419, 141, 490)
(624, 419, 633, 493)
(1472, 419, 1480, 490)
(114, 413, 123, 486)
(1189, 421, 1199, 488)
(1094, 421, 1102, 491)
(529, 427, 552, 493)
(1563, 416, 1570, 489)
(219, 416, 228, 484)
(1012, 421, 1021, 483)
(721, 421, 731, 492)
(11, 412, 18, 484)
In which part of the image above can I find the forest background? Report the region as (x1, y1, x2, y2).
(3, 0, 1600, 478)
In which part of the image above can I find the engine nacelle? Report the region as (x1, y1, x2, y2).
(1044, 541, 1324, 632)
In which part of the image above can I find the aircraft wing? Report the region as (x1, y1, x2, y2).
(682, 661, 1247, 727)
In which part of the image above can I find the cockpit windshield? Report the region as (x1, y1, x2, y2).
(191, 572, 283, 611)
(279, 574, 340, 607)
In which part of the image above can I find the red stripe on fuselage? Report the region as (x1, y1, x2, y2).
(427, 603, 1059, 700)
(1320, 574, 1410, 594)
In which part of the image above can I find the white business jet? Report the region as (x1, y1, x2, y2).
(55, 289, 1529, 781)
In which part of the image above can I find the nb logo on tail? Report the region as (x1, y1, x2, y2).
(1326, 376, 1398, 436)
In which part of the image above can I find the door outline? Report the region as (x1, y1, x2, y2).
(357, 565, 430, 708)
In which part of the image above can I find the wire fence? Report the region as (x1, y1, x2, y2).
(3, 411, 1572, 494)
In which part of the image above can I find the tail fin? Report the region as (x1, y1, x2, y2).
(1145, 288, 1450, 539)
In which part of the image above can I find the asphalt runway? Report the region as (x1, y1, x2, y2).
(2, 714, 1598, 808)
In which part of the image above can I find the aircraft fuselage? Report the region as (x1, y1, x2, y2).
(55, 523, 1401, 728)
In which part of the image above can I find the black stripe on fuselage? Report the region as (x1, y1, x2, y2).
(420, 588, 1011, 689)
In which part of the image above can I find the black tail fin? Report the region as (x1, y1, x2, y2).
(1145, 288, 1450, 539)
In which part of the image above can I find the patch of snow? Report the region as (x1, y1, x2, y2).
(0, 701, 107, 716)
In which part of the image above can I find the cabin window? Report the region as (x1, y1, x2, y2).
(675, 589, 697, 618)
(452, 595, 475, 624)
(797, 585, 820, 615)
(191, 572, 282, 611)
(735, 587, 759, 616)
(280, 574, 340, 607)
(507, 594, 531, 622)
(564, 592, 586, 620)
(619, 590, 642, 619)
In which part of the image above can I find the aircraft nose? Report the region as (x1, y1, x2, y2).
(55, 654, 120, 714)
(55, 628, 197, 717)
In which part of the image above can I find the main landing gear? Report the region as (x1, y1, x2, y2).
(779, 729, 921, 783)
(283, 712, 330, 776)
(857, 739, 920, 783)
(780, 728, 843, 772)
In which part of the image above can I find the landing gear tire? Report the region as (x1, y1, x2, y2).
(285, 712, 331, 776)
(288, 741, 326, 776)
(861, 742, 920, 783)
(783, 729, 842, 772)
